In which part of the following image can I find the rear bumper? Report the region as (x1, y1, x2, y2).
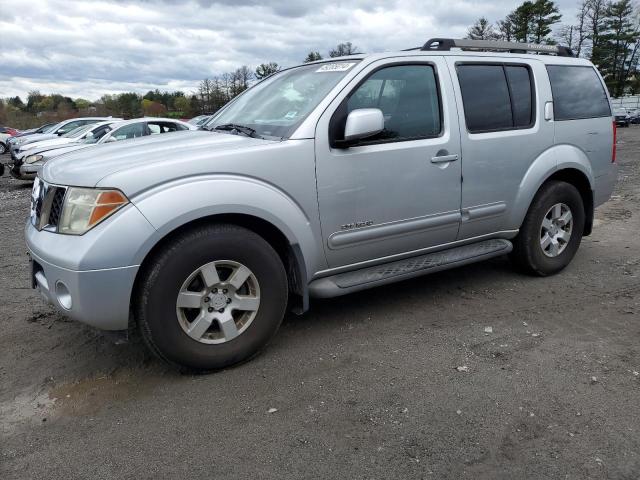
(595, 164, 619, 208)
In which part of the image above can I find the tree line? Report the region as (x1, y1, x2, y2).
(466, 0, 640, 96)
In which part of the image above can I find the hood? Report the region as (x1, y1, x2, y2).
(19, 136, 73, 153)
(16, 140, 86, 161)
(17, 133, 59, 146)
(42, 130, 277, 189)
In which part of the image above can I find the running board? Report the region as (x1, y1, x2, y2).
(309, 239, 512, 298)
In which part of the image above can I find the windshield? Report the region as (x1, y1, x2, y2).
(63, 124, 93, 138)
(37, 123, 55, 133)
(205, 61, 360, 139)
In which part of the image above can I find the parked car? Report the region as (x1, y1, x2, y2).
(0, 127, 18, 154)
(8, 117, 114, 155)
(8, 121, 118, 180)
(0, 126, 20, 136)
(27, 38, 618, 371)
(613, 108, 630, 127)
(13, 122, 113, 159)
(11, 122, 57, 137)
(10, 118, 194, 180)
(627, 109, 640, 124)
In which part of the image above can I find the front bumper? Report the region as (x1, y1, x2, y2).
(8, 161, 39, 181)
(25, 202, 157, 331)
(29, 249, 138, 331)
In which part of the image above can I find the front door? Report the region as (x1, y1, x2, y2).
(315, 58, 462, 268)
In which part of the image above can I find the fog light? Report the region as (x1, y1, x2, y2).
(55, 281, 72, 310)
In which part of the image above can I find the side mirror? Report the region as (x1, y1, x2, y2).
(341, 108, 384, 146)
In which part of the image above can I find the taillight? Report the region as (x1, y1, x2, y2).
(612, 120, 617, 163)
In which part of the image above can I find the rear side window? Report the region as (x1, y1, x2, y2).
(547, 66, 610, 120)
(456, 64, 534, 133)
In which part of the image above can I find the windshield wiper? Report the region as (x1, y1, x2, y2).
(210, 123, 261, 139)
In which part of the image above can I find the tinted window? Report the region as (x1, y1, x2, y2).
(505, 66, 533, 127)
(338, 64, 441, 144)
(547, 66, 610, 120)
(457, 65, 513, 132)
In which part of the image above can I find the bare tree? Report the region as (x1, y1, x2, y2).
(574, 0, 590, 56)
(497, 13, 517, 41)
(557, 24, 576, 49)
(587, 0, 608, 60)
(329, 42, 358, 57)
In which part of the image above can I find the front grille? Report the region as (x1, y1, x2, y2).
(30, 179, 66, 231)
(48, 188, 65, 227)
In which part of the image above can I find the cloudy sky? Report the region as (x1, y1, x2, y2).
(0, 0, 578, 100)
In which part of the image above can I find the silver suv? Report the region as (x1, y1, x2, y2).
(26, 39, 618, 371)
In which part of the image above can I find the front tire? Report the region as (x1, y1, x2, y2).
(511, 181, 585, 276)
(136, 224, 288, 372)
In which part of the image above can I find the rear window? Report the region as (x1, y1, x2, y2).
(547, 66, 611, 120)
(456, 64, 534, 133)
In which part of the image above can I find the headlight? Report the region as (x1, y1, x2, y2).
(25, 154, 43, 164)
(58, 187, 129, 235)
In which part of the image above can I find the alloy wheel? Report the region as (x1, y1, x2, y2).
(540, 203, 573, 258)
(176, 260, 260, 344)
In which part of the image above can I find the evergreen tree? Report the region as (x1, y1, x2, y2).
(255, 62, 280, 80)
(530, 0, 562, 43)
(506, 0, 561, 43)
(467, 17, 499, 40)
(598, 0, 640, 96)
(304, 51, 323, 63)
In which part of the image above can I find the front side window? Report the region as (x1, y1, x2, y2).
(457, 64, 534, 133)
(82, 125, 112, 144)
(547, 66, 610, 120)
(331, 64, 442, 146)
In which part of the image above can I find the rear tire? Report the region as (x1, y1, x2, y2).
(136, 224, 288, 372)
(511, 180, 585, 276)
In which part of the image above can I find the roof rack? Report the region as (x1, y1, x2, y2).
(417, 38, 575, 57)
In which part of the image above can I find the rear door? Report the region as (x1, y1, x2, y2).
(446, 56, 554, 239)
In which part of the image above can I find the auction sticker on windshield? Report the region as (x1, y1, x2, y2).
(316, 63, 356, 73)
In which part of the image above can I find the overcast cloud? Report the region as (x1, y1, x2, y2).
(0, 0, 577, 100)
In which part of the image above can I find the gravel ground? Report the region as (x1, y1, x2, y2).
(1, 129, 639, 479)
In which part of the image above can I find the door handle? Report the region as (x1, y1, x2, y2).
(431, 154, 459, 164)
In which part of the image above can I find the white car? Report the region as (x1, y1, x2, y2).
(10, 117, 195, 180)
(13, 122, 116, 160)
(7, 117, 115, 154)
